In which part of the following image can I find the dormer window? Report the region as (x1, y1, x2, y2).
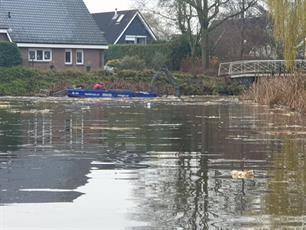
(0, 33, 9, 41)
(0, 29, 12, 42)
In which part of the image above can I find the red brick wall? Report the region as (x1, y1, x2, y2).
(20, 48, 105, 71)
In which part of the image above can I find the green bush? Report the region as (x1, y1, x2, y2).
(0, 42, 22, 67)
(151, 52, 168, 71)
(106, 59, 122, 68)
(0, 67, 244, 96)
(0, 67, 155, 95)
(219, 83, 246, 95)
(116, 69, 154, 82)
(118, 56, 146, 70)
(169, 36, 192, 70)
(106, 43, 171, 69)
(105, 39, 191, 71)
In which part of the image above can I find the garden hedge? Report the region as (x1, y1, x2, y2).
(0, 67, 244, 96)
(0, 42, 22, 67)
(106, 37, 191, 71)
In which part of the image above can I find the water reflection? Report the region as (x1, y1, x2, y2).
(0, 110, 22, 152)
(0, 97, 305, 229)
(264, 140, 306, 226)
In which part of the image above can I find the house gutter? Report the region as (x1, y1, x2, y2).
(16, 43, 108, 50)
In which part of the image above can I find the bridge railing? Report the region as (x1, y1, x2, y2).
(218, 60, 306, 77)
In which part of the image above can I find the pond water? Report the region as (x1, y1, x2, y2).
(0, 96, 305, 229)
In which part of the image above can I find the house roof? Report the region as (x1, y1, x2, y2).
(92, 10, 156, 44)
(0, 0, 107, 46)
(210, 16, 271, 60)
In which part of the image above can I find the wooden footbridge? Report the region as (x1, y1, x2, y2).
(218, 60, 306, 78)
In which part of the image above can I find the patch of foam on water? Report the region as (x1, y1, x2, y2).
(148, 123, 182, 127)
(89, 127, 140, 131)
(19, 189, 74, 192)
(159, 137, 182, 141)
(91, 161, 116, 165)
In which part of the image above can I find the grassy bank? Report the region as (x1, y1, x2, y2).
(0, 67, 245, 96)
(243, 74, 306, 113)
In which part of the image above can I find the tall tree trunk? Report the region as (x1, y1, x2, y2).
(240, 0, 246, 59)
(205, 31, 210, 69)
(201, 29, 210, 70)
(199, 0, 210, 70)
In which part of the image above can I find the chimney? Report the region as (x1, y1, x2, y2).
(112, 8, 118, 20)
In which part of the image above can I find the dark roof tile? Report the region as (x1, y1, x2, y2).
(92, 10, 138, 44)
(0, 0, 107, 45)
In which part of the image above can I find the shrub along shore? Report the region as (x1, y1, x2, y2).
(0, 67, 245, 97)
(242, 73, 306, 113)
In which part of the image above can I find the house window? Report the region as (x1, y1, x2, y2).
(44, 50, 51, 61)
(125, 35, 147, 45)
(28, 49, 52, 62)
(29, 50, 36, 60)
(136, 37, 146, 44)
(37, 50, 43, 61)
(76, 50, 84, 65)
(65, 49, 72, 65)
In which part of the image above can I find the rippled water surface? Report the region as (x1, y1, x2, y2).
(0, 96, 305, 229)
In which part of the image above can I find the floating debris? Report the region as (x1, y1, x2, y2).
(8, 109, 52, 114)
(81, 106, 91, 111)
(231, 170, 255, 179)
(148, 123, 182, 127)
(0, 102, 11, 109)
(146, 102, 151, 109)
(196, 115, 220, 119)
(266, 131, 306, 136)
(89, 127, 140, 131)
(282, 112, 297, 117)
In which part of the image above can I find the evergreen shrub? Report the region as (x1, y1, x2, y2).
(0, 42, 22, 67)
(106, 38, 191, 71)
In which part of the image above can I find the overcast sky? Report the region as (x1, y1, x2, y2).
(83, 0, 134, 13)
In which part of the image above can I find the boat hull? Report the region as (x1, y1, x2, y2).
(66, 89, 157, 98)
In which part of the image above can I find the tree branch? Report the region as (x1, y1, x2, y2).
(209, 0, 258, 32)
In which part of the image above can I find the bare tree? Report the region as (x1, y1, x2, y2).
(179, 0, 258, 69)
(133, 0, 261, 69)
(222, 0, 266, 58)
(134, 0, 201, 73)
(133, 0, 177, 39)
(141, 12, 174, 40)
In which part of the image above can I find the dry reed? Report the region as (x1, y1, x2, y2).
(242, 73, 306, 113)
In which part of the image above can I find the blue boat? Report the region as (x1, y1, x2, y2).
(66, 88, 158, 98)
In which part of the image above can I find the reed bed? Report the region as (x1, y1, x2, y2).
(242, 73, 306, 113)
